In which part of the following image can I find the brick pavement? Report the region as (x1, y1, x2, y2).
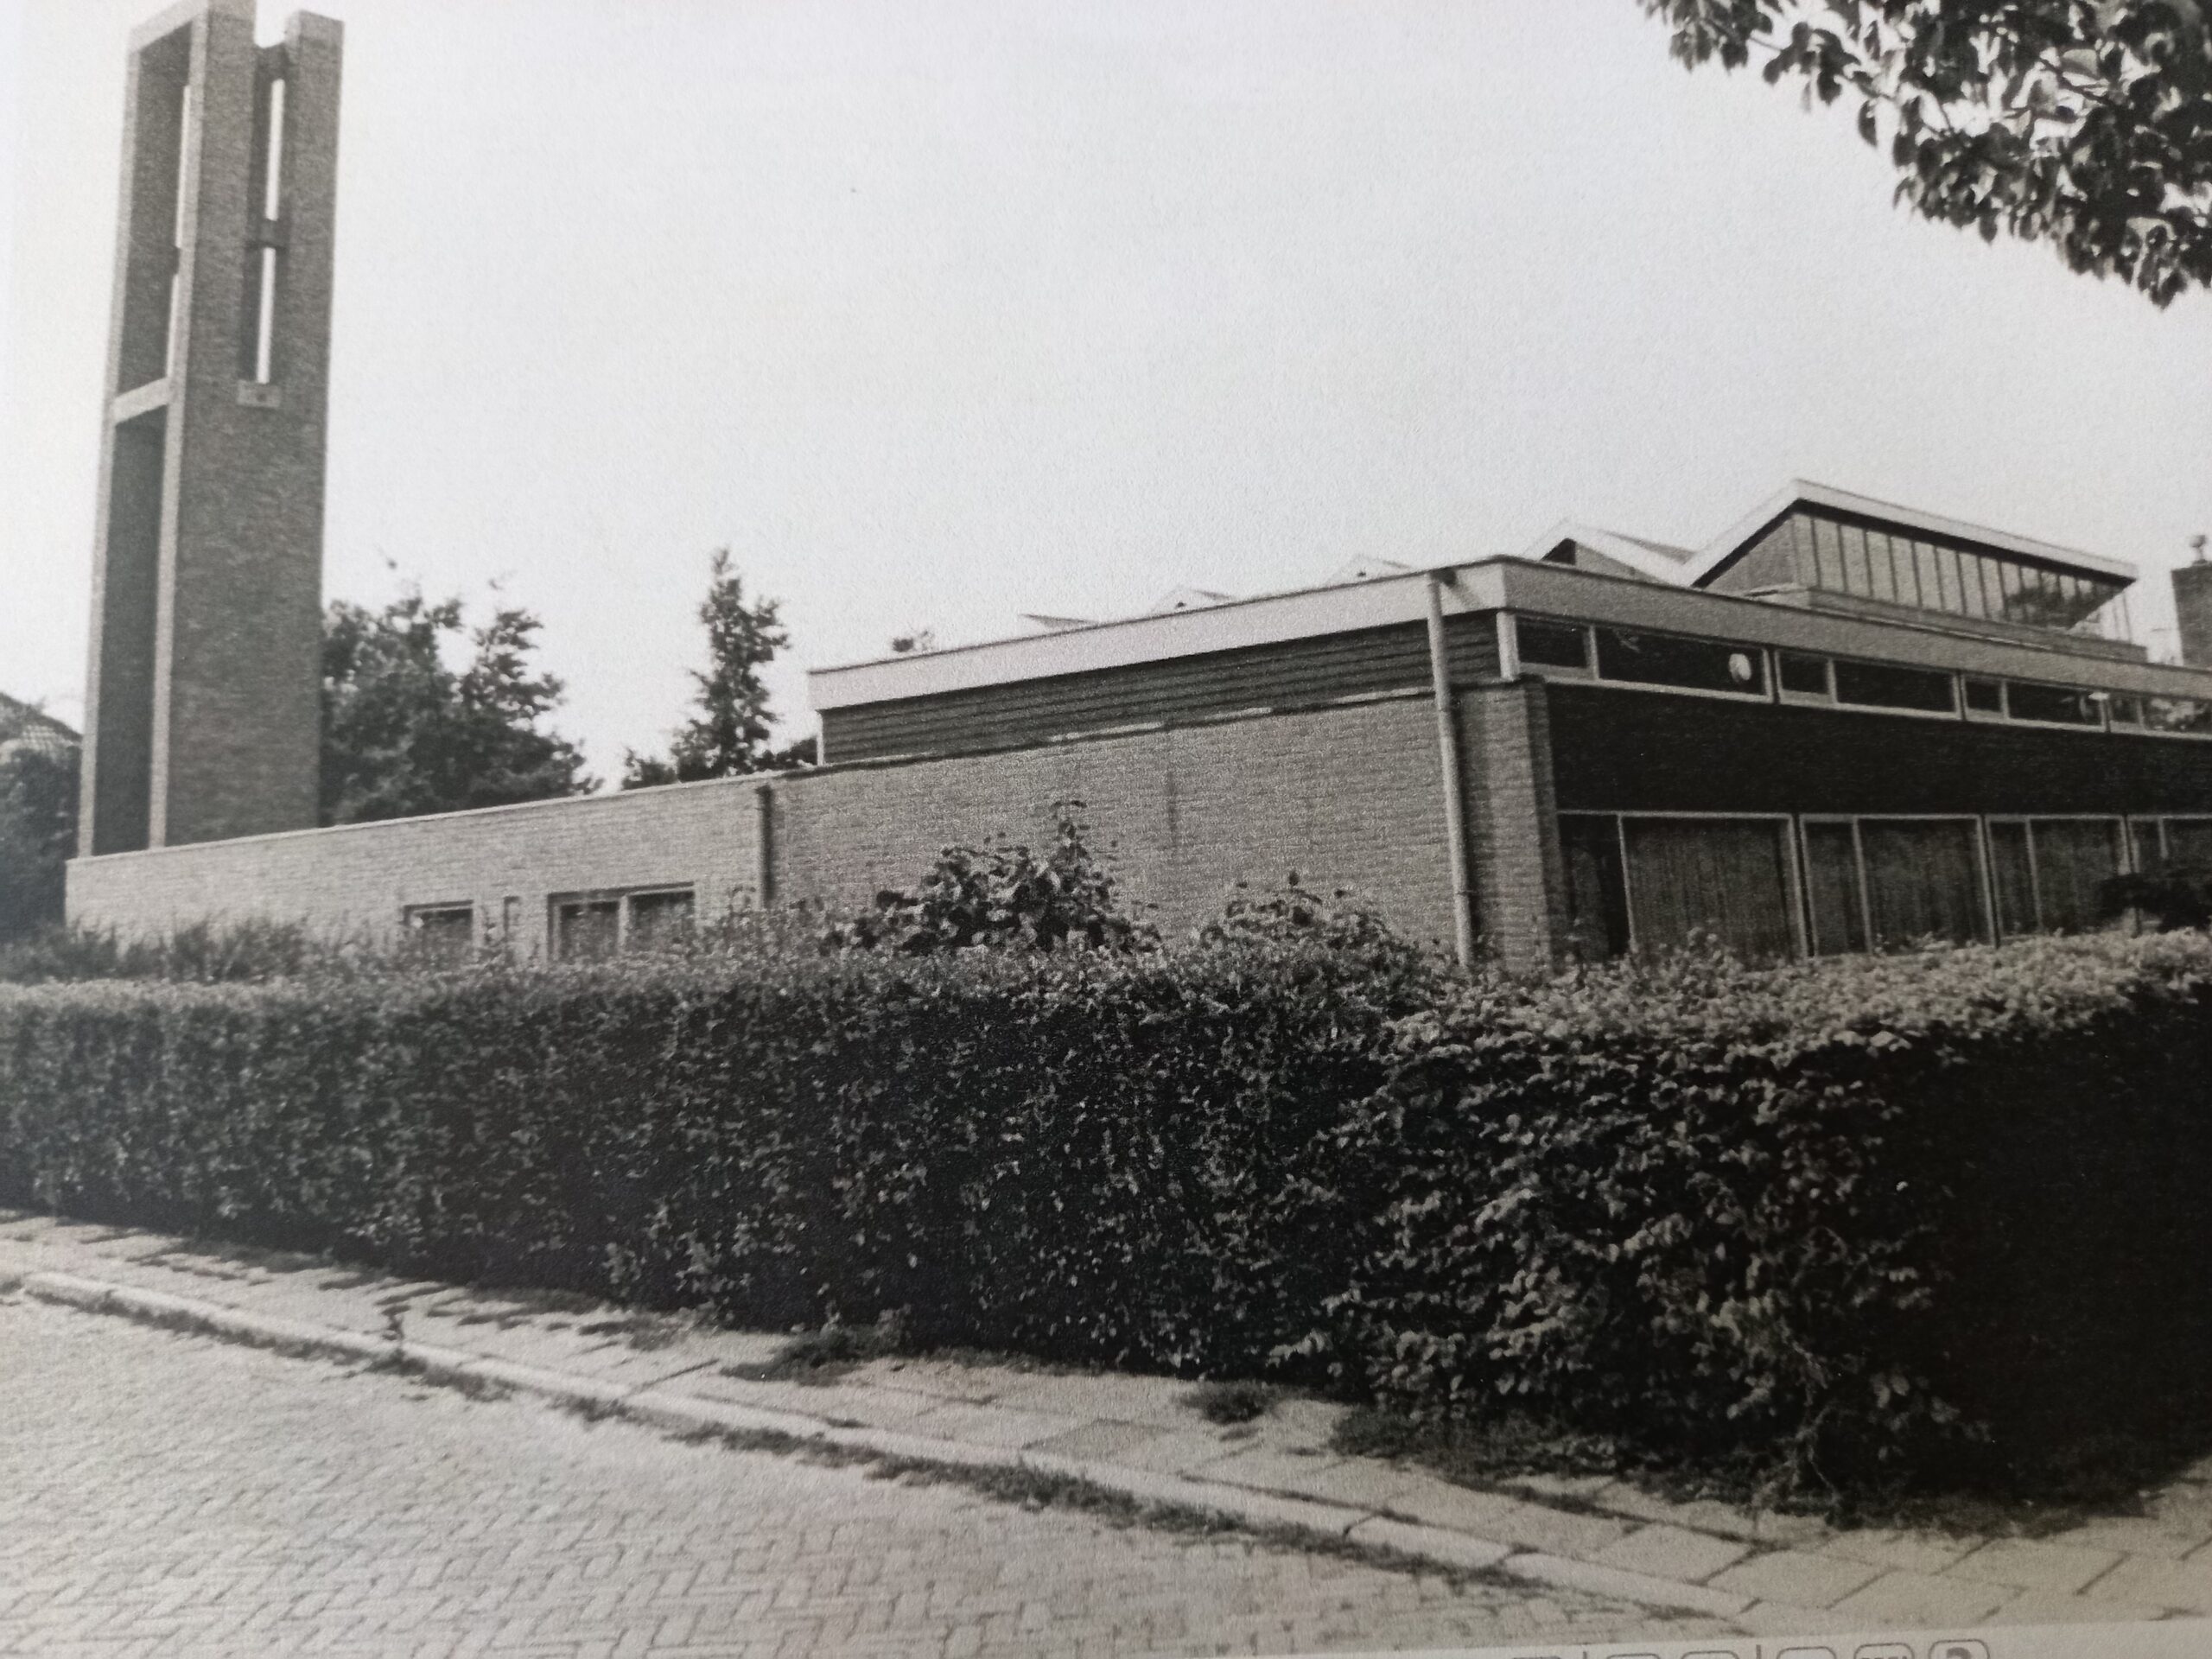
(0, 1294, 1723, 1658)
(3, 1211, 2208, 1654)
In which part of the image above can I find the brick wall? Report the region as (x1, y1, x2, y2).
(1458, 682, 1568, 972)
(69, 694, 1472, 957)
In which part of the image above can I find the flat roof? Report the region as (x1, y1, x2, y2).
(808, 483, 2156, 712)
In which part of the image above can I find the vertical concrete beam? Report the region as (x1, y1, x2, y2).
(1459, 680, 1570, 975)
(79, 0, 341, 857)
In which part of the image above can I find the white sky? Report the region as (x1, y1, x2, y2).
(6, 0, 2211, 783)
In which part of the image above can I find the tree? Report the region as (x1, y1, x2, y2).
(321, 588, 593, 825)
(0, 739, 78, 943)
(1643, 1, 2212, 303)
(622, 550, 814, 787)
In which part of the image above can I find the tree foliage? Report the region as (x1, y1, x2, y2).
(0, 741, 78, 944)
(1644, 0, 2212, 303)
(623, 550, 812, 788)
(321, 589, 593, 825)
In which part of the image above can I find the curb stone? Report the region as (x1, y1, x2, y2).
(13, 1265, 1753, 1624)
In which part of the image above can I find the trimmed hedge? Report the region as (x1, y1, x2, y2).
(3, 926, 2210, 1491)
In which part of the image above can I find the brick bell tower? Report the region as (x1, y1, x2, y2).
(79, 0, 342, 855)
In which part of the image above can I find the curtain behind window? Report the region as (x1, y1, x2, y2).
(1861, 820, 1985, 946)
(1622, 818, 1795, 962)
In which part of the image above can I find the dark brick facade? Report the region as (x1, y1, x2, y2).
(80, 0, 340, 856)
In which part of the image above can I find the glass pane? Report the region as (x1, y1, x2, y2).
(1936, 544, 1965, 614)
(1913, 541, 1943, 613)
(1841, 525, 1872, 595)
(1861, 819, 1986, 946)
(2130, 820, 2165, 874)
(2166, 820, 2212, 869)
(1833, 659, 1956, 713)
(1997, 559, 2026, 622)
(1958, 552, 1991, 619)
(2031, 819, 2125, 932)
(1516, 617, 1589, 671)
(1777, 652, 1830, 696)
(1559, 815, 1630, 960)
(1866, 531, 1897, 602)
(628, 888, 696, 950)
(2006, 681, 2101, 726)
(2145, 696, 2212, 734)
(1812, 518, 1845, 591)
(2108, 695, 2144, 726)
(1593, 628, 1766, 696)
(556, 899, 620, 961)
(1987, 821, 2037, 937)
(1622, 817, 1796, 963)
(1802, 823, 1866, 956)
(405, 906, 475, 963)
(1963, 677, 2004, 714)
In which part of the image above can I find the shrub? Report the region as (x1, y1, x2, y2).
(824, 804, 1155, 955)
(0, 918, 354, 985)
(3, 912, 2209, 1498)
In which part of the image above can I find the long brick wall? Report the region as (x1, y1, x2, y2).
(68, 693, 1477, 958)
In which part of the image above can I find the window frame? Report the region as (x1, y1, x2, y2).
(1982, 813, 2139, 938)
(2001, 679, 2109, 731)
(1564, 810, 1807, 961)
(1827, 656, 1961, 721)
(401, 900, 479, 961)
(1587, 625, 1772, 703)
(548, 884, 700, 959)
(1800, 813, 1995, 950)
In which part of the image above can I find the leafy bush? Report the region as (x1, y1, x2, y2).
(0, 918, 358, 985)
(825, 804, 1155, 955)
(3, 913, 2209, 1499)
(2102, 866, 2212, 931)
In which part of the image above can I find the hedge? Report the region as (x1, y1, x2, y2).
(3, 925, 2209, 1491)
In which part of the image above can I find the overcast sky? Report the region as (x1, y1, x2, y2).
(6, 0, 2211, 781)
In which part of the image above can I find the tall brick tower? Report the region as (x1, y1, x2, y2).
(79, 0, 342, 855)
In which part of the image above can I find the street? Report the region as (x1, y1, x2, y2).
(0, 1295, 1709, 1658)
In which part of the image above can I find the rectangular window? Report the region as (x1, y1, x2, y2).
(2165, 819, 2212, 869)
(1958, 552, 1992, 619)
(1802, 822, 1866, 956)
(1913, 541, 1943, 613)
(553, 896, 621, 962)
(2006, 681, 2102, 727)
(1516, 617, 1590, 671)
(2107, 695, 2144, 727)
(403, 903, 476, 963)
(1812, 518, 1845, 591)
(1592, 627, 1766, 696)
(2146, 696, 2212, 734)
(1777, 652, 1831, 698)
(1986, 821, 2037, 938)
(1833, 658, 1956, 714)
(1621, 817, 1796, 963)
(1962, 677, 2004, 715)
(2031, 819, 2125, 932)
(1866, 531, 1897, 602)
(1559, 815, 1630, 961)
(1860, 819, 1986, 947)
(1996, 560, 2026, 622)
(1936, 544, 1965, 615)
(1841, 525, 1872, 596)
(627, 887, 697, 950)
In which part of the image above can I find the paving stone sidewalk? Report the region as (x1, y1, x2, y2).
(4, 1209, 2208, 1638)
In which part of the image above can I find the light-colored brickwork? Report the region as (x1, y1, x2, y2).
(69, 695, 1483, 958)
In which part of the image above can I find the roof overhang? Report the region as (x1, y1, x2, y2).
(1693, 480, 2139, 588)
